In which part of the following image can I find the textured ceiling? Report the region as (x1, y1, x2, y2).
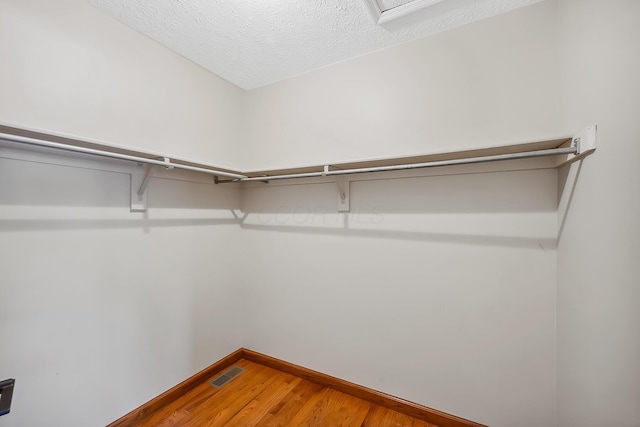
(87, 0, 541, 90)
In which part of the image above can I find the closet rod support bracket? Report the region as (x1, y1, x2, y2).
(131, 164, 156, 212)
(335, 177, 350, 213)
(573, 124, 597, 157)
(577, 124, 597, 155)
(558, 124, 597, 166)
(137, 165, 156, 199)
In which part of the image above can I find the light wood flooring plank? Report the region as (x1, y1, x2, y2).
(126, 359, 443, 427)
(225, 377, 302, 426)
(253, 380, 324, 427)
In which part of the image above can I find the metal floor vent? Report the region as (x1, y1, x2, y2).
(210, 366, 244, 388)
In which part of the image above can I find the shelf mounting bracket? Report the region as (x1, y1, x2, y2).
(575, 124, 597, 156)
(335, 177, 350, 213)
(130, 157, 173, 212)
(557, 124, 597, 166)
(131, 164, 152, 212)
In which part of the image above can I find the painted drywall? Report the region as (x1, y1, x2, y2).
(5, 1, 638, 426)
(0, 2, 245, 425)
(239, 168, 558, 426)
(0, 7, 247, 422)
(556, 1, 640, 426)
(238, 4, 562, 425)
(0, 150, 244, 427)
(242, 0, 562, 171)
(0, 0, 243, 169)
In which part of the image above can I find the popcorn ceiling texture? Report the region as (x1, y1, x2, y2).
(87, 0, 540, 90)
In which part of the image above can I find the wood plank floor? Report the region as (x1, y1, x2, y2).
(133, 359, 441, 426)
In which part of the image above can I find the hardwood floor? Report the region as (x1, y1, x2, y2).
(132, 359, 441, 427)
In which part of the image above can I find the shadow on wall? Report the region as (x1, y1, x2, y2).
(239, 168, 559, 250)
(0, 217, 240, 233)
(557, 159, 583, 242)
(0, 155, 242, 232)
(1, 152, 575, 250)
(240, 221, 557, 250)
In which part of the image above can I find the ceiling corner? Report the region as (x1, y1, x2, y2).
(362, 0, 449, 25)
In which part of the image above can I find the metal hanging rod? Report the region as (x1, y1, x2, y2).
(2, 128, 593, 184)
(237, 144, 579, 183)
(0, 132, 247, 180)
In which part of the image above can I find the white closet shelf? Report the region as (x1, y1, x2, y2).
(238, 135, 590, 183)
(0, 123, 596, 211)
(0, 123, 245, 179)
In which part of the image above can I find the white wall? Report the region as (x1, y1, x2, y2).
(556, 1, 640, 426)
(6, 1, 638, 427)
(240, 167, 558, 427)
(242, 0, 562, 171)
(0, 150, 244, 427)
(238, 3, 562, 426)
(0, 0, 243, 169)
(0, 0, 246, 425)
